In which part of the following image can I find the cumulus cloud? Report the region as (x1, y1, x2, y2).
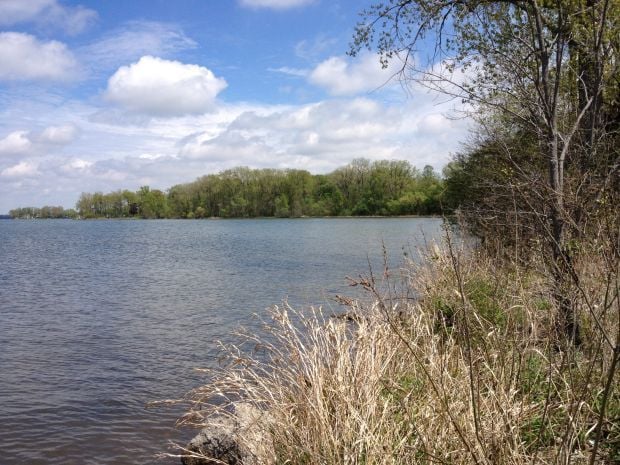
(0, 0, 97, 35)
(38, 124, 78, 144)
(179, 98, 403, 168)
(239, 0, 314, 9)
(0, 32, 79, 81)
(60, 158, 92, 174)
(1, 161, 39, 177)
(418, 114, 450, 134)
(0, 125, 78, 158)
(309, 53, 402, 96)
(0, 131, 33, 156)
(105, 56, 228, 116)
(172, 94, 470, 177)
(0, 83, 469, 212)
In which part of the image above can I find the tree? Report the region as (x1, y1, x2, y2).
(351, 0, 619, 343)
(62, 160, 445, 220)
(137, 186, 169, 218)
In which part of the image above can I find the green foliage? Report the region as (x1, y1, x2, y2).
(441, 131, 554, 247)
(519, 352, 548, 401)
(67, 159, 446, 219)
(9, 206, 77, 219)
(138, 186, 169, 219)
(14, 160, 449, 219)
(274, 194, 290, 218)
(464, 276, 505, 327)
(520, 412, 556, 451)
(429, 274, 507, 334)
(432, 296, 456, 335)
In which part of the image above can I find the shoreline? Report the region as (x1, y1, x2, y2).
(6, 214, 444, 221)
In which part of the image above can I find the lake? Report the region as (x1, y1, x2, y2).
(0, 218, 442, 464)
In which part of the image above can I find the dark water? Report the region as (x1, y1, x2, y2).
(0, 218, 442, 464)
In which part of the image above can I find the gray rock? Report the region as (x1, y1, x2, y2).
(181, 403, 275, 465)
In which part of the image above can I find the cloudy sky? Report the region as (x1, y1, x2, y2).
(0, 0, 469, 213)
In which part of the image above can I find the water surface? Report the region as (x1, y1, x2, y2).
(0, 218, 442, 464)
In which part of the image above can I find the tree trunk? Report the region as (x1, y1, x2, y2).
(548, 135, 582, 345)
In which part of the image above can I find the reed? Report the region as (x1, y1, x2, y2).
(179, 234, 618, 464)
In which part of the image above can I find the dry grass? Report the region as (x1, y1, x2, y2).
(179, 236, 619, 464)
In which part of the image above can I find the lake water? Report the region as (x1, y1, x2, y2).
(0, 218, 442, 464)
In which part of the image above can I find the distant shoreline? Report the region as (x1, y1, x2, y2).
(5, 214, 443, 220)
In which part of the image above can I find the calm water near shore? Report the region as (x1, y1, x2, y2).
(0, 218, 442, 464)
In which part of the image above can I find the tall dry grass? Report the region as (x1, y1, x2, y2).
(178, 233, 618, 464)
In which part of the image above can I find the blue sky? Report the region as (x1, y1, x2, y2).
(0, 0, 468, 213)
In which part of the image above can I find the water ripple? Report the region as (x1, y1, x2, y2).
(0, 218, 441, 464)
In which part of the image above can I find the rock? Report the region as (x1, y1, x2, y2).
(181, 403, 275, 465)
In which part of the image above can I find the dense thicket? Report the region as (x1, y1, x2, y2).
(442, 119, 619, 251)
(72, 159, 443, 219)
(345, 3, 619, 461)
(353, 0, 619, 347)
(354, 0, 619, 249)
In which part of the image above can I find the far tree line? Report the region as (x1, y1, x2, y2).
(10, 159, 446, 219)
(9, 205, 79, 219)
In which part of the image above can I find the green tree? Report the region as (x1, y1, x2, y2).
(66, 160, 447, 220)
(138, 186, 169, 218)
(274, 194, 290, 218)
(194, 206, 207, 219)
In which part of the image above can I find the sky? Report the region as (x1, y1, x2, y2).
(0, 0, 469, 213)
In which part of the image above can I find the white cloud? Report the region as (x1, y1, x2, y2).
(105, 56, 228, 116)
(50, 4, 96, 35)
(268, 66, 309, 77)
(0, 131, 32, 156)
(0, 124, 78, 159)
(418, 114, 450, 133)
(38, 124, 78, 144)
(81, 21, 197, 71)
(0, 0, 96, 35)
(57, 158, 93, 179)
(0, 32, 79, 81)
(179, 99, 403, 167)
(309, 53, 402, 96)
(239, 0, 314, 9)
(0, 79, 470, 212)
(174, 95, 470, 176)
(1, 161, 39, 177)
(61, 158, 92, 173)
(0, 0, 52, 24)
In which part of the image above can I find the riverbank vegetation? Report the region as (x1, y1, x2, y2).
(66, 159, 442, 219)
(8, 160, 444, 220)
(180, 236, 618, 464)
(9, 206, 78, 219)
(177, 0, 618, 463)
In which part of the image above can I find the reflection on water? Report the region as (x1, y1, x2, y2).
(0, 218, 442, 464)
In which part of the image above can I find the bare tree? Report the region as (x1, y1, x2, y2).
(351, 0, 619, 343)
